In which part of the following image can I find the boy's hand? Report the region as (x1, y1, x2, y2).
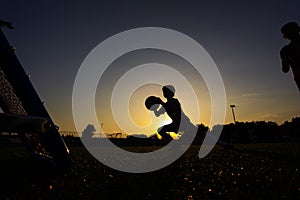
(154, 106, 166, 117)
(149, 103, 160, 112)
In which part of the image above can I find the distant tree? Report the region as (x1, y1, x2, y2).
(82, 124, 96, 140)
(192, 123, 209, 145)
(214, 123, 235, 143)
(290, 117, 300, 138)
(291, 117, 300, 126)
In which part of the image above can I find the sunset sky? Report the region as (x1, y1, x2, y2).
(1, 1, 299, 135)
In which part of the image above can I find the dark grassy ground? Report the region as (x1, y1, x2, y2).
(0, 142, 299, 200)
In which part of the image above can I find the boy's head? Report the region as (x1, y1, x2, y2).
(162, 85, 175, 99)
(281, 22, 300, 40)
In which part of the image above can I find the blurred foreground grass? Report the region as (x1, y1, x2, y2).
(0, 143, 299, 200)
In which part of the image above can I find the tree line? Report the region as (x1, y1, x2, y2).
(193, 117, 300, 144)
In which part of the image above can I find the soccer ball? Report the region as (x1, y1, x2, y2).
(145, 96, 162, 111)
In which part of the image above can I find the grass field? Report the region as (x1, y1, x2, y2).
(0, 142, 299, 200)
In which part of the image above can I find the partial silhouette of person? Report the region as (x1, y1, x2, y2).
(280, 21, 300, 91)
(145, 85, 234, 149)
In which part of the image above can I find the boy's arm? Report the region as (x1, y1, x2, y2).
(154, 104, 166, 117)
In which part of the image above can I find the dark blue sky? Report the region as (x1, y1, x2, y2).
(1, 1, 299, 131)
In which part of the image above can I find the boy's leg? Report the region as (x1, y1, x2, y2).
(158, 124, 175, 141)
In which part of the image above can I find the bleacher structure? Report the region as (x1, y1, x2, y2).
(0, 21, 71, 170)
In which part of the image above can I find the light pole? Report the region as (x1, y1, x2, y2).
(100, 122, 104, 138)
(230, 105, 237, 124)
(230, 104, 238, 144)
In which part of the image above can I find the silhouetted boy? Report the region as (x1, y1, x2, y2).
(153, 85, 192, 141)
(147, 85, 234, 149)
(280, 22, 300, 91)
